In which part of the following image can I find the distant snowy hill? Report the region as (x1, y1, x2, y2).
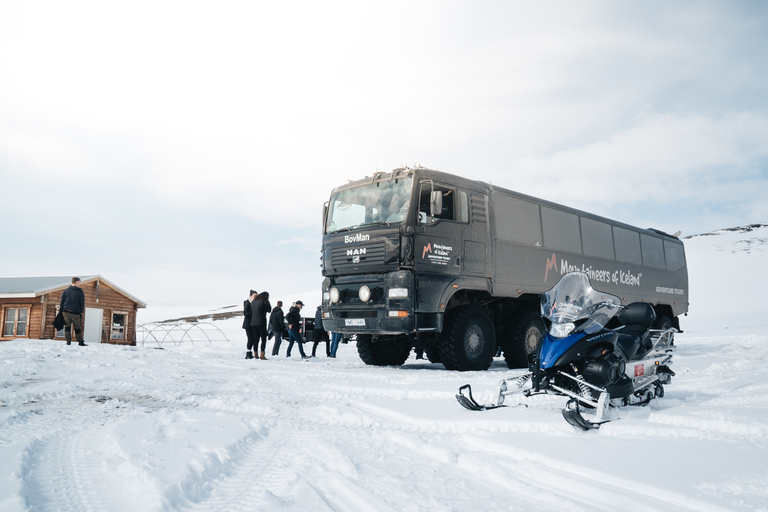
(682, 223, 768, 334)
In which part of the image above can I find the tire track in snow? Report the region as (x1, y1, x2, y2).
(462, 437, 732, 512)
(168, 423, 320, 512)
(20, 427, 154, 512)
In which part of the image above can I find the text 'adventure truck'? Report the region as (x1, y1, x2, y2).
(320, 166, 688, 371)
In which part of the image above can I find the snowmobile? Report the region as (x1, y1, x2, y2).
(456, 272, 676, 430)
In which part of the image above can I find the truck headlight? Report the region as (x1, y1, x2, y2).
(387, 287, 408, 299)
(359, 285, 371, 302)
(329, 288, 340, 303)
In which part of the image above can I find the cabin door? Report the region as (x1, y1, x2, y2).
(84, 308, 103, 345)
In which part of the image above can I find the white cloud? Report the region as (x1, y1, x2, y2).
(499, 112, 768, 206)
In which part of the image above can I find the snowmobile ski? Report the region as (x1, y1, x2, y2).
(455, 384, 507, 411)
(561, 399, 607, 430)
(561, 409, 599, 430)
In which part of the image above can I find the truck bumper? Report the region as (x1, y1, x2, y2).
(322, 270, 426, 335)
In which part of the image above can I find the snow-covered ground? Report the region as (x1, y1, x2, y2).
(2, 225, 768, 511)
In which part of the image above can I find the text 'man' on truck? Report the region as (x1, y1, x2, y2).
(321, 166, 688, 371)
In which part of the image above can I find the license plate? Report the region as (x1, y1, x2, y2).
(345, 319, 366, 326)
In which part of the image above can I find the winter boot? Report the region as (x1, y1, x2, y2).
(245, 351, 254, 359)
(259, 351, 268, 360)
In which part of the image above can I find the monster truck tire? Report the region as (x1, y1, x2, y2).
(504, 308, 545, 369)
(356, 334, 411, 366)
(437, 306, 496, 371)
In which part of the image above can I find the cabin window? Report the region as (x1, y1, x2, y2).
(641, 235, 665, 269)
(111, 312, 127, 340)
(664, 240, 686, 271)
(3, 307, 29, 337)
(581, 218, 615, 260)
(614, 227, 642, 265)
(542, 207, 582, 254)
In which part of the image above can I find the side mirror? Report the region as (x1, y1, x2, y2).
(322, 202, 329, 232)
(430, 191, 443, 217)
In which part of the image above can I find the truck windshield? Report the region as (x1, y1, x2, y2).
(326, 178, 413, 233)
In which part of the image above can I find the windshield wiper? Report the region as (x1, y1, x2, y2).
(329, 221, 391, 234)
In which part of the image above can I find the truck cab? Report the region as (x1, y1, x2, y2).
(321, 167, 498, 370)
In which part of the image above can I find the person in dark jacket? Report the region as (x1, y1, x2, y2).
(285, 301, 308, 358)
(250, 291, 272, 360)
(59, 277, 86, 346)
(312, 305, 330, 357)
(243, 290, 258, 359)
(269, 301, 286, 356)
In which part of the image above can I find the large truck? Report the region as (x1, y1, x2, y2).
(320, 166, 688, 371)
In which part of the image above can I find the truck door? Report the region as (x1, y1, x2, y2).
(413, 182, 463, 313)
(414, 182, 462, 276)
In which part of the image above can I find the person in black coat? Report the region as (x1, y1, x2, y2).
(250, 291, 272, 360)
(269, 301, 287, 356)
(285, 301, 308, 358)
(243, 290, 258, 359)
(59, 277, 86, 346)
(312, 305, 330, 357)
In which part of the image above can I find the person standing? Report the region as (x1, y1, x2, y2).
(250, 291, 272, 360)
(60, 277, 86, 346)
(285, 301, 308, 359)
(243, 290, 258, 359)
(312, 305, 330, 357)
(269, 300, 286, 356)
(329, 332, 343, 358)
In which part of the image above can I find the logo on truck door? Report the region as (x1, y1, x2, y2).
(422, 242, 453, 266)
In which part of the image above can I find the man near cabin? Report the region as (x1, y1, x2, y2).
(60, 277, 86, 346)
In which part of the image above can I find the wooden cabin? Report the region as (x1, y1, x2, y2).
(0, 275, 146, 345)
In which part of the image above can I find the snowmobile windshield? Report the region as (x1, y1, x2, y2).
(326, 177, 414, 234)
(541, 272, 622, 337)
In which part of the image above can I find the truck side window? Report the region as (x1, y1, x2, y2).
(419, 184, 455, 223)
(458, 191, 469, 223)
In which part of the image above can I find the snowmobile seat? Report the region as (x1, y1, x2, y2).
(616, 332, 641, 361)
(615, 303, 656, 359)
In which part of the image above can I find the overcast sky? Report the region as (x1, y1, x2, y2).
(1, 1, 767, 308)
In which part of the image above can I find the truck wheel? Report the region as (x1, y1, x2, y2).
(356, 334, 411, 366)
(504, 308, 544, 369)
(654, 315, 673, 330)
(425, 345, 442, 364)
(437, 306, 496, 371)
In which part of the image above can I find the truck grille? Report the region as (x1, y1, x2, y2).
(331, 243, 386, 268)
